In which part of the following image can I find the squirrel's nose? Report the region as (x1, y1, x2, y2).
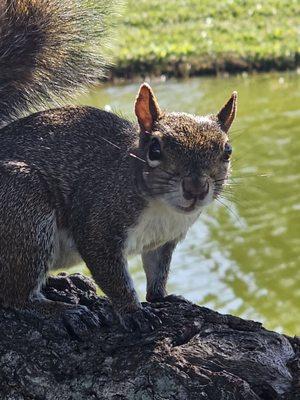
(182, 175, 209, 200)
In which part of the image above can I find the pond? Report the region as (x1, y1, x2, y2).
(71, 72, 299, 335)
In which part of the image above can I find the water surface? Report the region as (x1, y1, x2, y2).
(73, 72, 300, 335)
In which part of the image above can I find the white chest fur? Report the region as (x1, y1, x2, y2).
(52, 229, 82, 269)
(126, 200, 200, 255)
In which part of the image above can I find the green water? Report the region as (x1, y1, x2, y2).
(72, 72, 300, 335)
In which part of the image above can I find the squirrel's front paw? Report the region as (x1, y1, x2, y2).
(62, 304, 100, 339)
(162, 294, 191, 304)
(147, 292, 191, 304)
(118, 306, 162, 333)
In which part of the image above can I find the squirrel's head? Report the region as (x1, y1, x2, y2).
(135, 83, 237, 214)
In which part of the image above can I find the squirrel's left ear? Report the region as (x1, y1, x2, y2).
(135, 83, 162, 132)
(217, 91, 237, 133)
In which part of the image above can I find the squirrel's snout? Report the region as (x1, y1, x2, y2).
(182, 176, 209, 201)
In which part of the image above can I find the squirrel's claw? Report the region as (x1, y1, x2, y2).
(62, 305, 100, 340)
(161, 294, 191, 304)
(119, 306, 162, 333)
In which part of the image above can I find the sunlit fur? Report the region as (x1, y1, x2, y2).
(139, 112, 231, 214)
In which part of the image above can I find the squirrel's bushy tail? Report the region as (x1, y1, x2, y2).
(0, 0, 118, 125)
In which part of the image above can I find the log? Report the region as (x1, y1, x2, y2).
(0, 273, 299, 400)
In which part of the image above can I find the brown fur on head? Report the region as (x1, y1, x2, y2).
(135, 83, 237, 214)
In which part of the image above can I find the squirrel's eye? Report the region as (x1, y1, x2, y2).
(148, 138, 162, 166)
(223, 143, 232, 161)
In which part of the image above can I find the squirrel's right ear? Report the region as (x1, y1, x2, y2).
(217, 91, 237, 133)
(135, 83, 162, 132)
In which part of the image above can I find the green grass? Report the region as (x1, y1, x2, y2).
(109, 0, 299, 77)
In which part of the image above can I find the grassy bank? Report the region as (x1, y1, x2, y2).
(109, 0, 299, 78)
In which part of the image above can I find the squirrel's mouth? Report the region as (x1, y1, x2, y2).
(174, 186, 214, 213)
(176, 198, 198, 213)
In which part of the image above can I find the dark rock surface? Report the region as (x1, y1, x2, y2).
(0, 273, 299, 400)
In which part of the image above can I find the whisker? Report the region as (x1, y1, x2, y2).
(95, 132, 181, 181)
(157, 168, 178, 178)
(150, 189, 179, 196)
(128, 152, 146, 163)
(229, 131, 245, 143)
(218, 193, 243, 206)
(214, 172, 272, 184)
(150, 187, 177, 193)
(231, 173, 272, 180)
(220, 188, 238, 196)
(215, 197, 243, 225)
(214, 178, 229, 183)
(150, 178, 178, 186)
(95, 134, 145, 164)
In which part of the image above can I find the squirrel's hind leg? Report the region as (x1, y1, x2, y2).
(0, 167, 99, 338)
(0, 166, 56, 308)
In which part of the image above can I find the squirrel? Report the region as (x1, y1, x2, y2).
(0, 0, 237, 335)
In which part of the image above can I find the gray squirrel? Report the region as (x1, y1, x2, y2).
(0, 0, 237, 335)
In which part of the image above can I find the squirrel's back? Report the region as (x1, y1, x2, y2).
(0, 0, 118, 125)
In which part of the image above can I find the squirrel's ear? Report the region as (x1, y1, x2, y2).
(135, 83, 161, 132)
(217, 91, 237, 133)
